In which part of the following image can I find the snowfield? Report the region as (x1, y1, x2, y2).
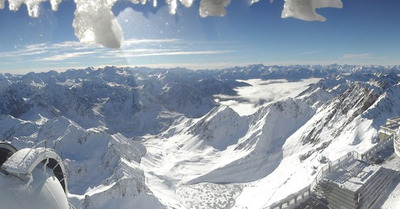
(1, 65, 400, 208)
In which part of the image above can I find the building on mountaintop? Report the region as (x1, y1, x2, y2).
(378, 117, 400, 157)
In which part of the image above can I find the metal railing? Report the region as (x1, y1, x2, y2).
(17, 140, 49, 169)
(361, 134, 394, 160)
(379, 126, 396, 134)
(267, 186, 311, 209)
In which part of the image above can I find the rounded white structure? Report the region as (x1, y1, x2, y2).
(0, 143, 70, 209)
(0, 167, 69, 209)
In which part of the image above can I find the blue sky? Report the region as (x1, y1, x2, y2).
(0, 0, 399, 73)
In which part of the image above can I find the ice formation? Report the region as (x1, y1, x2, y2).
(73, 0, 123, 49)
(165, 0, 194, 14)
(200, 0, 230, 17)
(0, 0, 343, 47)
(281, 0, 343, 21)
(0, 0, 61, 17)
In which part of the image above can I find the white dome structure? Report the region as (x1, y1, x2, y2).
(0, 142, 72, 209)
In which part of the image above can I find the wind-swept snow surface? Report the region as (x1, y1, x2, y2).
(0, 0, 343, 48)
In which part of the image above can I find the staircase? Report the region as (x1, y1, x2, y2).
(313, 179, 334, 199)
(358, 167, 400, 208)
(325, 184, 357, 209)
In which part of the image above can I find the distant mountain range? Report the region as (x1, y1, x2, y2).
(1, 64, 400, 208)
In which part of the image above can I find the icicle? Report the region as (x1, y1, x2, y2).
(25, 173, 33, 188)
(199, 0, 231, 17)
(166, 0, 178, 15)
(180, 0, 193, 7)
(50, 0, 62, 11)
(0, 0, 5, 9)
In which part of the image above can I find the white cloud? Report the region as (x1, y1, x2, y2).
(0, 46, 46, 58)
(38, 51, 96, 61)
(123, 39, 180, 47)
(50, 41, 90, 50)
(298, 50, 322, 56)
(341, 53, 373, 59)
(0, 41, 88, 59)
(24, 43, 47, 49)
(0, 38, 235, 72)
(115, 50, 233, 58)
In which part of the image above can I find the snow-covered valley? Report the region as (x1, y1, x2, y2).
(1, 65, 400, 208)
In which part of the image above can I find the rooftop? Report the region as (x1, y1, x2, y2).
(325, 160, 380, 192)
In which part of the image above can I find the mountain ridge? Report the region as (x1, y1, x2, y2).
(1, 64, 400, 208)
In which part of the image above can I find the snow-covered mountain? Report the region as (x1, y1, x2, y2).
(1, 65, 400, 208)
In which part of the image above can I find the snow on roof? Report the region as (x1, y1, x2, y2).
(325, 160, 380, 192)
(387, 116, 400, 124)
(0, 163, 70, 209)
(1, 147, 68, 193)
